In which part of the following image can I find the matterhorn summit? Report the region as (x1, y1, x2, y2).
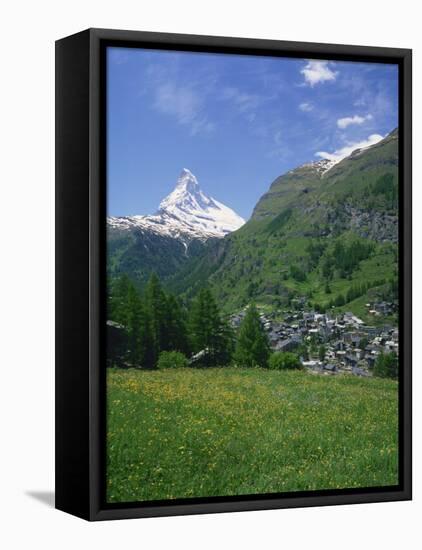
(108, 169, 245, 241)
(159, 168, 215, 214)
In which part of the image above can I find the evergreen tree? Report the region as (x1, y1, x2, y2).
(360, 337, 369, 350)
(309, 334, 318, 356)
(145, 273, 169, 357)
(218, 317, 236, 365)
(126, 284, 143, 366)
(137, 299, 156, 369)
(297, 343, 309, 361)
(374, 351, 398, 380)
(166, 294, 190, 355)
(268, 351, 302, 370)
(321, 255, 333, 281)
(234, 303, 270, 368)
(318, 344, 326, 362)
(189, 288, 208, 354)
(334, 293, 345, 307)
(189, 287, 231, 366)
(121, 281, 157, 368)
(108, 274, 159, 368)
(306, 240, 326, 269)
(108, 274, 132, 325)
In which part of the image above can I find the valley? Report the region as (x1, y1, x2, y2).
(104, 47, 401, 505)
(107, 128, 399, 378)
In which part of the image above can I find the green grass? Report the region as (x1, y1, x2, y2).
(107, 367, 398, 503)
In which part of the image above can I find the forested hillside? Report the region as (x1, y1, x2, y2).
(167, 129, 398, 322)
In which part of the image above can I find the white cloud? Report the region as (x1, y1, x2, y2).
(301, 61, 338, 87)
(299, 102, 313, 112)
(153, 83, 214, 135)
(315, 133, 384, 162)
(337, 114, 373, 129)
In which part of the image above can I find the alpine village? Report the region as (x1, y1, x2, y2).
(106, 128, 399, 502)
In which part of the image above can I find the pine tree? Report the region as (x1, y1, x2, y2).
(145, 273, 169, 357)
(108, 274, 166, 368)
(234, 303, 270, 368)
(137, 300, 156, 369)
(374, 351, 398, 380)
(166, 293, 190, 355)
(126, 284, 143, 366)
(321, 256, 333, 281)
(108, 274, 132, 325)
(119, 281, 157, 368)
(189, 287, 231, 366)
(219, 318, 236, 365)
(189, 288, 211, 354)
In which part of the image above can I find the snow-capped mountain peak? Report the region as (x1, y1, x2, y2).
(108, 169, 245, 241)
(175, 168, 199, 190)
(159, 168, 217, 215)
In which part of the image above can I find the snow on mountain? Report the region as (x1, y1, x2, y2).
(298, 158, 338, 176)
(108, 168, 245, 241)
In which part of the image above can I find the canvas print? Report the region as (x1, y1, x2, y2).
(106, 47, 399, 504)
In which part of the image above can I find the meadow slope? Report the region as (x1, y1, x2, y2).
(107, 368, 398, 503)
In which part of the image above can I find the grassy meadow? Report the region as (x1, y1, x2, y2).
(106, 367, 398, 503)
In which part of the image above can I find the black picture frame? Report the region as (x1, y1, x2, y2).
(55, 28, 412, 521)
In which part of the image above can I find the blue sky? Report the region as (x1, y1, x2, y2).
(107, 47, 398, 220)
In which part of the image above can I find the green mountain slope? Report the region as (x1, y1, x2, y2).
(169, 129, 399, 323)
(107, 226, 210, 290)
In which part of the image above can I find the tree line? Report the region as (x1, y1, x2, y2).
(107, 273, 397, 379)
(107, 274, 285, 370)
